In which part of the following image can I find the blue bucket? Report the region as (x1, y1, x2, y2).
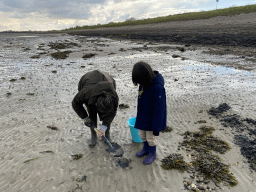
(127, 112, 143, 143)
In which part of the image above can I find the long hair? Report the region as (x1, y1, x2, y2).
(132, 61, 155, 89)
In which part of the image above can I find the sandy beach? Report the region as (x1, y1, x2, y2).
(0, 21, 256, 192)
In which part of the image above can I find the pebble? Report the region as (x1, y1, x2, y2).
(198, 185, 205, 190)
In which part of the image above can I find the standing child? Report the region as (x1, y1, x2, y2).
(132, 61, 167, 165)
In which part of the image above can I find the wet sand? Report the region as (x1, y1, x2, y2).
(0, 33, 256, 192)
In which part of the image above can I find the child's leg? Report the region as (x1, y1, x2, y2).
(136, 130, 149, 157)
(138, 130, 146, 141)
(143, 131, 157, 164)
(145, 131, 157, 146)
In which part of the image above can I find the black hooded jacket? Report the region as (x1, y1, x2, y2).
(72, 70, 118, 127)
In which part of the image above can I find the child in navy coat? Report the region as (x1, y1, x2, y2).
(132, 61, 167, 164)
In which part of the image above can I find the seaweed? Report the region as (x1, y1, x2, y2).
(119, 104, 129, 109)
(50, 51, 72, 59)
(234, 135, 256, 171)
(23, 48, 31, 51)
(24, 157, 40, 163)
(82, 53, 97, 59)
(161, 153, 190, 172)
(76, 175, 87, 182)
(192, 152, 238, 186)
(30, 55, 40, 59)
(181, 126, 231, 154)
(196, 120, 207, 124)
(208, 103, 231, 117)
(26, 93, 35, 95)
(47, 125, 59, 131)
(161, 126, 173, 133)
(71, 154, 83, 160)
(48, 42, 81, 50)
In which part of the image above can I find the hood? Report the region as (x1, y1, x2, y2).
(152, 71, 164, 86)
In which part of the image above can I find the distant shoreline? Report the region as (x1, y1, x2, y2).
(65, 12, 256, 48)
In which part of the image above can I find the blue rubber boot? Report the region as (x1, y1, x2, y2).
(136, 141, 149, 157)
(143, 145, 156, 165)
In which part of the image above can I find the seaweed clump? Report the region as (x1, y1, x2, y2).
(82, 53, 97, 59)
(208, 103, 231, 117)
(50, 51, 72, 59)
(30, 55, 40, 59)
(48, 42, 81, 50)
(181, 125, 231, 154)
(234, 135, 256, 171)
(119, 104, 129, 109)
(192, 152, 238, 186)
(161, 126, 173, 133)
(161, 153, 190, 173)
(71, 154, 83, 160)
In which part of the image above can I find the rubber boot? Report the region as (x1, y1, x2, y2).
(105, 127, 114, 143)
(136, 141, 149, 157)
(143, 145, 156, 164)
(89, 127, 97, 148)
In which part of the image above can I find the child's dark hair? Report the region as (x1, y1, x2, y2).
(132, 61, 155, 89)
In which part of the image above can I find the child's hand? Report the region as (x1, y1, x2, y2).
(98, 130, 105, 138)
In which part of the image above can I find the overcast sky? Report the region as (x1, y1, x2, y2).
(0, 0, 255, 32)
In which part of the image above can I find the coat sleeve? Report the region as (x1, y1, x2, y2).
(72, 89, 90, 119)
(151, 85, 166, 132)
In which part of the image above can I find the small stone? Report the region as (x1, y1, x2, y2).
(198, 185, 205, 190)
(198, 177, 204, 182)
(172, 54, 180, 58)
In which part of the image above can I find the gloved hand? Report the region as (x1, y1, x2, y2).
(84, 117, 94, 127)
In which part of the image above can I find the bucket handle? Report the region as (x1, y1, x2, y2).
(129, 111, 137, 119)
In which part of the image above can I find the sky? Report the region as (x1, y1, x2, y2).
(0, 0, 255, 32)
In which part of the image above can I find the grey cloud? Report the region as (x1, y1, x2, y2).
(0, 0, 107, 19)
(1, 0, 25, 9)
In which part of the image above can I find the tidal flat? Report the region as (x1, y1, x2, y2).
(0, 33, 255, 192)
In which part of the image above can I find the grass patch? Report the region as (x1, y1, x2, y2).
(61, 5, 256, 31)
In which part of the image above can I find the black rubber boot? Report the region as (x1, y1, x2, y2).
(89, 127, 97, 148)
(105, 126, 114, 143)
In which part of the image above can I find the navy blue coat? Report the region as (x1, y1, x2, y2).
(135, 71, 167, 133)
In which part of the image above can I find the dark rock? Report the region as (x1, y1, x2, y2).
(82, 53, 97, 58)
(172, 54, 180, 58)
